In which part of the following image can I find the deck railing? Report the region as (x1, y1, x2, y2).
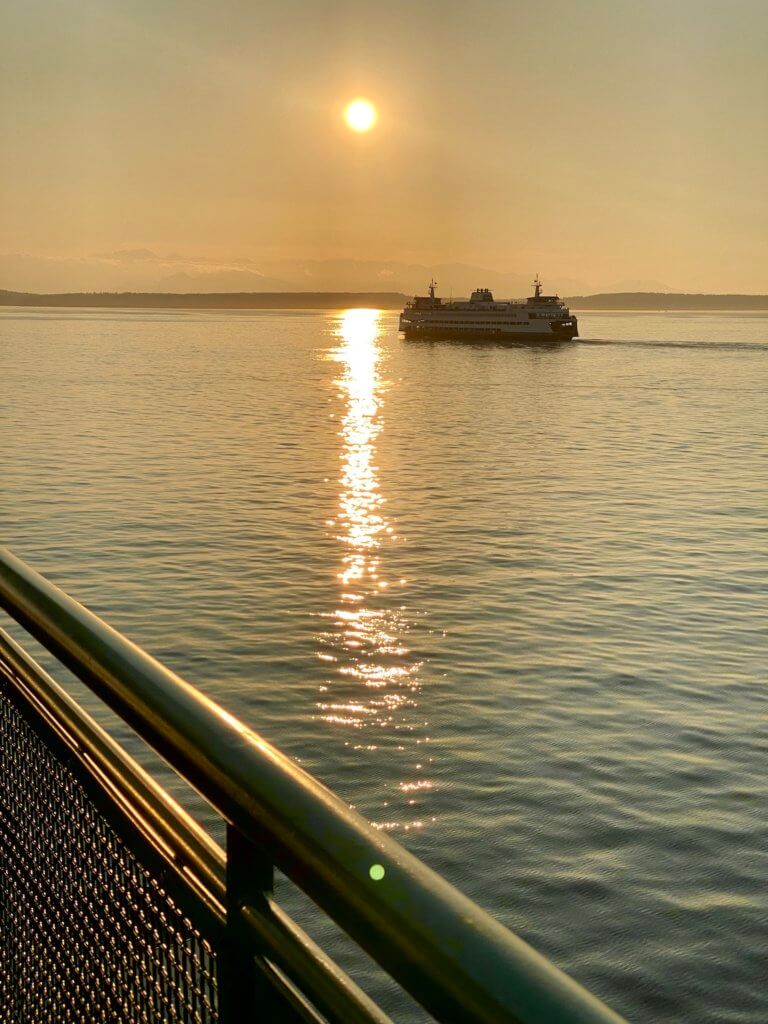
(0, 545, 625, 1023)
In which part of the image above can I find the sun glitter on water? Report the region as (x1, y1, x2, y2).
(344, 98, 377, 133)
(314, 308, 435, 835)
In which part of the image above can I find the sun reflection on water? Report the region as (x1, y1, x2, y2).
(316, 309, 434, 832)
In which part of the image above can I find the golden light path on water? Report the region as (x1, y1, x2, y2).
(317, 309, 434, 832)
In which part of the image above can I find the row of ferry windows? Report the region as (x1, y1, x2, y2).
(418, 320, 531, 326)
(423, 314, 542, 321)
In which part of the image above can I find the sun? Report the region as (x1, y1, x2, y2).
(344, 98, 377, 133)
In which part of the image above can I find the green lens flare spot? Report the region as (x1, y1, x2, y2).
(369, 863, 385, 881)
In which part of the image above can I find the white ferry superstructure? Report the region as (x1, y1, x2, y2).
(399, 276, 578, 342)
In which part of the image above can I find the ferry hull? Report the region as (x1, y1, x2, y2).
(399, 324, 578, 343)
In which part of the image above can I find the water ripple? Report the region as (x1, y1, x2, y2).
(1, 307, 767, 1021)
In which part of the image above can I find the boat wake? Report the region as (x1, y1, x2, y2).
(577, 338, 768, 352)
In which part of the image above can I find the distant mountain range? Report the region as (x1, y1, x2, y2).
(568, 293, 768, 310)
(2, 289, 767, 311)
(0, 250, 676, 297)
(4, 251, 766, 306)
(0, 289, 409, 310)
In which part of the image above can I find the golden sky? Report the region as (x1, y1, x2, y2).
(1, 0, 766, 292)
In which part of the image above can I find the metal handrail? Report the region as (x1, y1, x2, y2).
(0, 546, 625, 1023)
(0, 625, 386, 1023)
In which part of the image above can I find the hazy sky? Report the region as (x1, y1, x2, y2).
(1, 0, 767, 292)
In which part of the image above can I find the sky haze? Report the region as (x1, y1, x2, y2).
(1, 0, 766, 293)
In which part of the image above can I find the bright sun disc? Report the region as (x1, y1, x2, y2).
(344, 99, 377, 133)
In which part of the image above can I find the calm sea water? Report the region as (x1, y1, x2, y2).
(2, 306, 767, 1021)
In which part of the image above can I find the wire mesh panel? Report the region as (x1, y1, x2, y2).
(0, 547, 627, 1024)
(0, 678, 219, 1024)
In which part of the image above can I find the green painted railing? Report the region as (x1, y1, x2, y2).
(0, 546, 626, 1023)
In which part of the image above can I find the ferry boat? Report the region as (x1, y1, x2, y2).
(399, 276, 578, 342)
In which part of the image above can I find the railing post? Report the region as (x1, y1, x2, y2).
(0, 547, 628, 1024)
(220, 824, 287, 1023)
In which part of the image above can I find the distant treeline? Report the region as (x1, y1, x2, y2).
(0, 290, 409, 310)
(2, 289, 768, 311)
(567, 293, 768, 311)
